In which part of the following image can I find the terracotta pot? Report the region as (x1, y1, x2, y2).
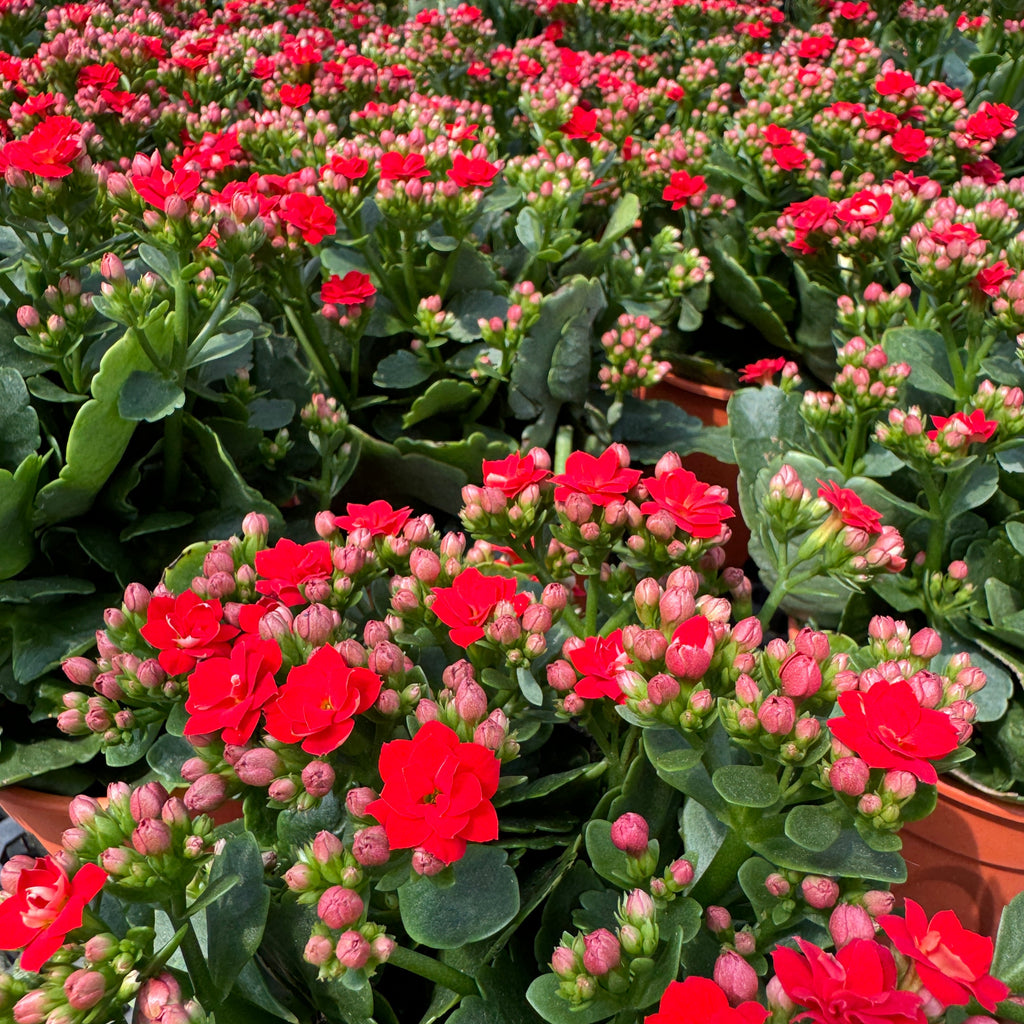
(0, 784, 243, 855)
(894, 774, 1024, 938)
(637, 373, 749, 565)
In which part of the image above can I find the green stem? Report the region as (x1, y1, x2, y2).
(163, 410, 184, 505)
(401, 233, 419, 309)
(386, 946, 480, 997)
(173, 272, 190, 372)
(169, 896, 218, 1012)
(936, 308, 968, 400)
(187, 268, 240, 363)
(466, 375, 500, 423)
(584, 574, 600, 636)
(282, 301, 348, 401)
(841, 414, 871, 478)
(919, 471, 946, 573)
(349, 332, 361, 402)
(758, 565, 823, 629)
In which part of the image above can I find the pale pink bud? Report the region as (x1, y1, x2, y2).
(294, 604, 340, 645)
(862, 890, 896, 917)
(130, 782, 169, 822)
(801, 875, 840, 909)
(235, 748, 283, 787)
(778, 653, 822, 699)
(184, 773, 228, 814)
(336, 931, 371, 969)
(714, 950, 758, 1004)
(317, 886, 364, 929)
(610, 812, 649, 857)
(648, 673, 681, 705)
(352, 826, 390, 866)
(765, 873, 790, 897)
(829, 904, 875, 947)
(669, 858, 694, 887)
(63, 970, 106, 1011)
(757, 695, 796, 735)
(410, 547, 441, 583)
(302, 760, 336, 797)
(551, 946, 578, 979)
(881, 770, 917, 800)
(241, 512, 269, 540)
(132, 818, 172, 856)
(829, 757, 870, 796)
(304, 934, 334, 966)
(909, 628, 942, 659)
(582, 928, 621, 976)
(346, 787, 378, 819)
(547, 659, 577, 692)
(412, 848, 446, 876)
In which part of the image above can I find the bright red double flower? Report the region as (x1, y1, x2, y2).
(431, 567, 530, 648)
(817, 480, 883, 534)
(646, 977, 767, 1024)
(140, 590, 239, 676)
(255, 538, 333, 606)
(368, 720, 500, 864)
(334, 499, 412, 537)
(321, 271, 376, 309)
(2, 115, 83, 178)
(550, 447, 641, 507)
(481, 452, 550, 498)
(278, 192, 337, 245)
(567, 629, 631, 702)
(641, 467, 734, 539)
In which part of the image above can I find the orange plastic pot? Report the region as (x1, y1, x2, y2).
(895, 775, 1024, 938)
(0, 784, 242, 855)
(637, 373, 749, 565)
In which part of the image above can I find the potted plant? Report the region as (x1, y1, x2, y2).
(0, 442, 1019, 1024)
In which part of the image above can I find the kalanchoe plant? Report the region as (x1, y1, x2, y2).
(4, 444, 1018, 1024)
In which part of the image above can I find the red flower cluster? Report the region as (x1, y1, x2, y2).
(321, 271, 376, 310)
(566, 629, 631, 702)
(481, 452, 550, 498)
(1, 115, 83, 178)
(334, 499, 411, 537)
(368, 720, 500, 863)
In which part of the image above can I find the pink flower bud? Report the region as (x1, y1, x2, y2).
(304, 934, 334, 966)
(706, 905, 732, 933)
(624, 888, 655, 922)
(757, 695, 796, 735)
(317, 886, 364, 929)
(130, 782, 170, 822)
(734, 930, 756, 956)
(410, 547, 441, 584)
(136, 659, 166, 689)
(734, 674, 760, 706)
(235, 748, 283, 787)
(766, 976, 794, 1013)
(68, 794, 103, 827)
(454, 679, 488, 724)
(779, 653, 822, 699)
(862, 890, 896, 917)
(647, 673, 681, 705)
(64, 970, 106, 1011)
(295, 604, 341, 645)
(311, 830, 344, 865)
(346, 787, 378, 819)
(284, 863, 313, 891)
(62, 656, 99, 686)
(551, 946, 578, 979)
(610, 812, 649, 858)
(731, 617, 762, 651)
(542, 583, 568, 611)
(132, 818, 172, 856)
(669, 858, 694, 887)
(582, 928, 621, 976)
(547, 659, 577, 692)
(801, 875, 840, 909)
(184, 774, 228, 814)
(765, 873, 790, 897)
(352, 825, 390, 866)
(83, 934, 118, 963)
(13, 989, 52, 1024)
(909, 628, 942, 659)
(474, 708, 508, 751)
(302, 760, 336, 797)
(828, 756, 870, 796)
(793, 628, 830, 662)
(881, 770, 917, 800)
(714, 950, 758, 1004)
(336, 931, 371, 969)
(412, 848, 446, 876)
(829, 904, 875, 947)
(242, 512, 269, 540)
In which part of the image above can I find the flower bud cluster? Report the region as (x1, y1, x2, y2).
(835, 281, 913, 343)
(598, 313, 672, 399)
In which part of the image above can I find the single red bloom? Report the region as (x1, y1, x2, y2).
(926, 409, 998, 444)
(0, 858, 108, 972)
(278, 192, 337, 245)
(763, 124, 794, 146)
(662, 169, 707, 210)
(2, 115, 83, 179)
(264, 644, 381, 755)
(930, 222, 979, 247)
(738, 357, 787, 385)
(132, 164, 201, 211)
(835, 190, 892, 226)
(184, 635, 282, 745)
(252, 55, 275, 79)
(481, 452, 550, 498)
(878, 899, 1009, 1011)
(447, 154, 499, 189)
(567, 629, 630, 703)
(771, 144, 808, 171)
(254, 538, 333, 606)
(78, 62, 120, 90)
(816, 479, 883, 534)
(890, 125, 930, 163)
(865, 109, 902, 133)
(641, 467, 734, 539)
(838, 1, 869, 17)
(561, 105, 600, 142)
(974, 261, 1014, 297)
(321, 271, 376, 309)
(875, 70, 917, 96)
(279, 82, 311, 106)
(785, 194, 836, 233)
(773, 937, 926, 1024)
(333, 499, 411, 537)
(965, 102, 1017, 140)
(379, 151, 430, 182)
(797, 34, 835, 59)
(550, 447, 641, 506)
(645, 977, 768, 1024)
(140, 591, 239, 676)
(431, 567, 530, 647)
(321, 154, 369, 180)
(828, 679, 959, 784)
(367, 720, 500, 864)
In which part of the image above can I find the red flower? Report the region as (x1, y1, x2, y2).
(333, 499, 411, 537)
(771, 145, 807, 171)
(561, 105, 600, 141)
(550, 447, 641, 506)
(785, 194, 836, 232)
(890, 125, 930, 163)
(140, 591, 239, 676)
(279, 82, 311, 106)
(263, 644, 381, 755)
(816, 480, 883, 534)
(321, 271, 376, 309)
(835, 190, 892, 226)
(0, 858, 108, 972)
(974, 261, 1014, 297)
(641, 467, 734, 539)
(838, 1, 869, 17)
(380, 151, 430, 181)
(773, 937, 926, 1024)
(481, 452, 550, 498)
(367, 720, 500, 863)
(865, 109, 901, 133)
(78, 62, 120, 90)
(430, 567, 530, 647)
(132, 164, 201, 211)
(875, 70, 917, 97)
(278, 192, 336, 245)
(567, 629, 630, 702)
(797, 35, 835, 59)
(2, 115, 83, 178)
(254, 538, 333, 606)
(664, 614, 714, 680)
(447, 154, 499, 189)
(662, 170, 707, 210)
(738, 357, 787, 385)
(645, 977, 768, 1024)
(926, 409, 998, 444)
(184, 636, 282, 745)
(879, 899, 1008, 1011)
(321, 155, 369, 180)
(828, 679, 959, 784)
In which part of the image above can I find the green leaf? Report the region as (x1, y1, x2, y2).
(526, 974, 621, 1024)
(548, 279, 604, 405)
(705, 244, 792, 351)
(946, 462, 999, 519)
(517, 665, 544, 706)
(997, 443, 1024, 474)
(186, 329, 253, 369)
(793, 264, 838, 381)
(785, 804, 842, 852)
(373, 351, 433, 389)
(0, 367, 40, 471)
(728, 387, 809, 489)
(751, 827, 907, 883)
(515, 208, 544, 255)
(448, 953, 546, 1024)
(185, 872, 243, 918)
(610, 396, 707, 465)
(247, 398, 294, 430)
(584, 819, 639, 888)
(10, 595, 106, 684)
(276, 791, 342, 850)
(0, 454, 44, 579)
(882, 327, 956, 400)
(712, 765, 780, 808)
(994, 890, 1024, 990)
(494, 764, 604, 807)
(447, 290, 510, 343)
(0, 733, 102, 787)
(0, 576, 94, 603)
(206, 832, 271, 991)
(398, 845, 519, 949)
(402, 380, 479, 429)
(146, 731, 193, 783)
(105, 721, 162, 768)
(137, 243, 179, 282)
(118, 369, 185, 422)
(25, 375, 88, 404)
